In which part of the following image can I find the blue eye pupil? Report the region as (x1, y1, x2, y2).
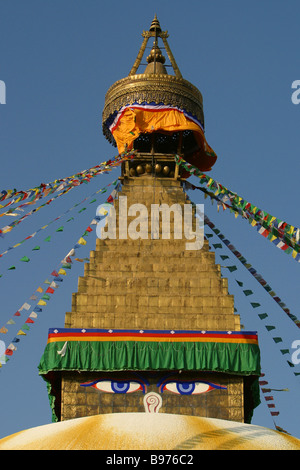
(111, 381, 130, 393)
(177, 382, 195, 395)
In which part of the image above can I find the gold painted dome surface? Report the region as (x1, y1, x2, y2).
(1, 413, 300, 450)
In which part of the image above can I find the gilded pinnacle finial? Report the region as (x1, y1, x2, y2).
(149, 14, 161, 33)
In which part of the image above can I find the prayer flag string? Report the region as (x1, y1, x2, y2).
(259, 373, 290, 434)
(0, 179, 119, 266)
(177, 155, 300, 261)
(0, 151, 135, 213)
(0, 182, 120, 365)
(202, 212, 300, 329)
(185, 189, 300, 329)
(197, 206, 300, 377)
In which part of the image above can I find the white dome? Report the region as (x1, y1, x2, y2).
(0, 413, 299, 450)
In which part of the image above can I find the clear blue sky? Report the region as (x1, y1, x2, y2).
(1, 0, 300, 441)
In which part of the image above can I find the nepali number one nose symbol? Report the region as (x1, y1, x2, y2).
(143, 392, 162, 413)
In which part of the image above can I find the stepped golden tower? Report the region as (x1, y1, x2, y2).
(38, 16, 261, 429)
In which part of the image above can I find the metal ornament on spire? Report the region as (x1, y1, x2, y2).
(129, 15, 182, 78)
(102, 16, 217, 173)
(103, 16, 204, 146)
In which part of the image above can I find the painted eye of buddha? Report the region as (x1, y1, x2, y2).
(158, 380, 227, 395)
(80, 379, 147, 394)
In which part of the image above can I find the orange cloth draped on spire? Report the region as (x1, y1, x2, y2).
(109, 105, 217, 172)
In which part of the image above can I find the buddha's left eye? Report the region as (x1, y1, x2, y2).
(159, 381, 226, 395)
(80, 380, 146, 394)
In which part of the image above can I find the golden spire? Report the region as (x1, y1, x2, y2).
(102, 16, 204, 147)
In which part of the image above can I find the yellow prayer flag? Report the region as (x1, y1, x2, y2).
(38, 300, 47, 306)
(17, 330, 26, 336)
(78, 237, 87, 246)
(58, 269, 66, 275)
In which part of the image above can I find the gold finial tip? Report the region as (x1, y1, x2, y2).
(149, 15, 161, 32)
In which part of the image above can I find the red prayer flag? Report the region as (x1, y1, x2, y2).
(46, 287, 55, 294)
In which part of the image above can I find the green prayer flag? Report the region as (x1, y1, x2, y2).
(265, 325, 276, 331)
(236, 280, 244, 287)
(251, 302, 261, 308)
(62, 263, 72, 269)
(227, 266, 237, 272)
(8, 266, 16, 270)
(273, 337, 283, 343)
(220, 255, 229, 260)
(32, 246, 40, 251)
(280, 349, 290, 355)
(243, 290, 253, 296)
(22, 324, 30, 331)
(44, 236, 51, 242)
(20, 256, 30, 262)
(56, 227, 64, 232)
(258, 313, 268, 320)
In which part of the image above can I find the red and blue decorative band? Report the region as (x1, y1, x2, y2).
(106, 102, 205, 134)
(47, 328, 258, 345)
